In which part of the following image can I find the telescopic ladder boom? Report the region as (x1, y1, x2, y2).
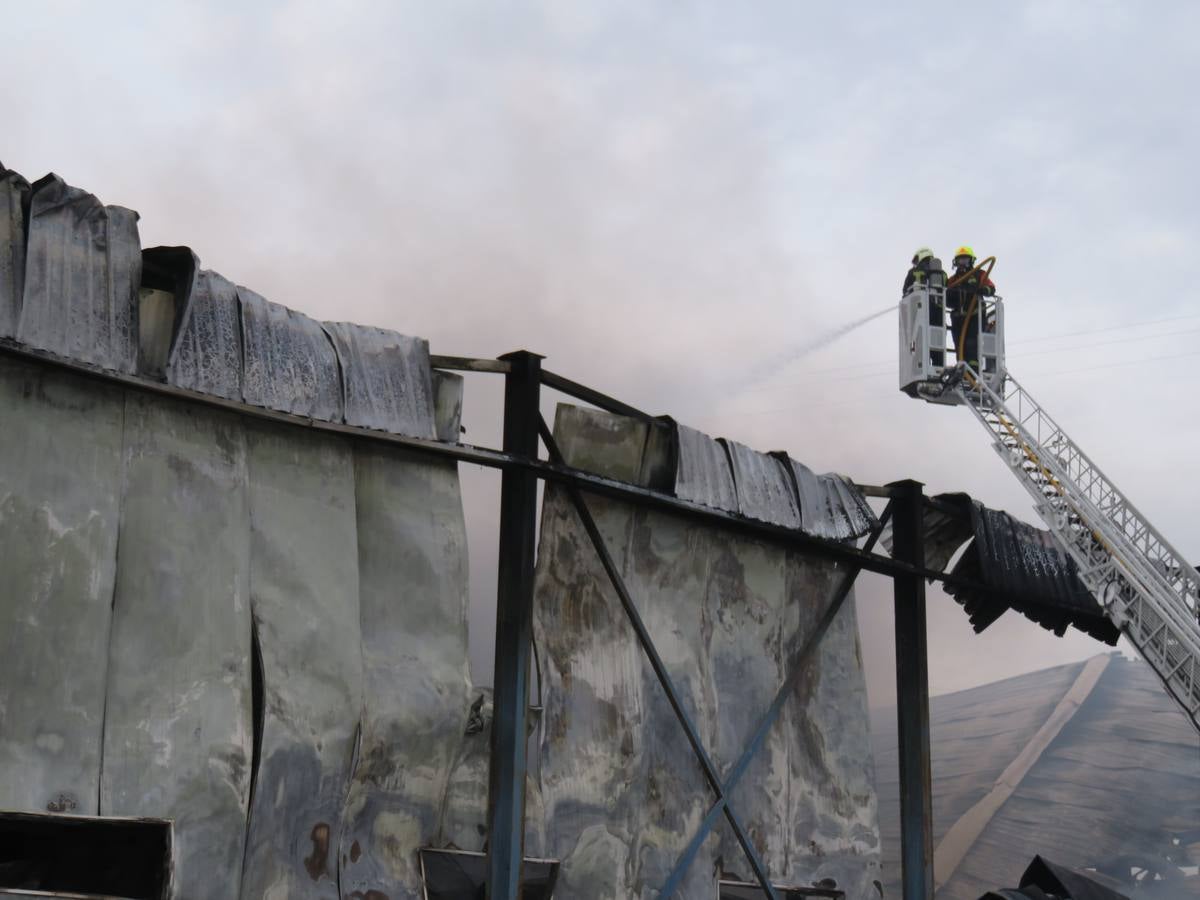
(957, 368, 1200, 731)
(898, 277, 1200, 734)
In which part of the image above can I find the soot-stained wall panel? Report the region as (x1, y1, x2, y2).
(0, 165, 29, 337)
(239, 423, 363, 899)
(101, 394, 252, 900)
(536, 405, 881, 899)
(239, 287, 342, 421)
(0, 357, 124, 816)
(724, 439, 801, 528)
(18, 174, 141, 373)
(323, 322, 436, 438)
(339, 446, 472, 899)
(166, 269, 243, 400)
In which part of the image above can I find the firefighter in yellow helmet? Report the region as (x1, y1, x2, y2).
(947, 245, 995, 368)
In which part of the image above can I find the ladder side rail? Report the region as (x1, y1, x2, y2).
(1000, 373, 1200, 607)
(982, 375, 1200, 618)
(960, 392, 1200, 727)
(967, 377, 1200, 654)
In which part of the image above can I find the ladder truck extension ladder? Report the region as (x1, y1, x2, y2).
(898, 277, 1200, 734)
(957, 368, 1200, 732)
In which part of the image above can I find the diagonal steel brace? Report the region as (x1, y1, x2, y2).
(538, 417, 781, 900)
(658, 503, 893, 898)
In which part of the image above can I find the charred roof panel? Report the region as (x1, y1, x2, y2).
(323, 321, 436, 439)
(724, 439, 802, 528)
(239, 286, 342, 421)
(674, 422, 739, 511)
(0, 164, 29, 338)
(166, 268, 244, 401)
(18, 174, 141, 373)
(948, 502, 1119, 645)
(788, 458, 878, 541)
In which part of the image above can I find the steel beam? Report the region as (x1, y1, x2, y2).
(539, 418, 779, 900)
(890, 479, 934, 900)
(658, 503, 893, 897)
(485, 351, 543, 900)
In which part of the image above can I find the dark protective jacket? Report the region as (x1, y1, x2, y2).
(947, 266, 996, 316)
(902, 256, 945, 295)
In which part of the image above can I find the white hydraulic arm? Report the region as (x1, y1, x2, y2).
(898, 277, 1200, 734)
(957, 368, 1200, 733)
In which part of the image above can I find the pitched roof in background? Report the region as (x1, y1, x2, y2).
(872, 655, 1200, 900)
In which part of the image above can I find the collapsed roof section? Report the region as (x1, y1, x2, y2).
(889, 491, 1121, 645)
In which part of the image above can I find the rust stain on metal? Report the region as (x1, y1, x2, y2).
(349, 839, 362, 863)
(303, 822, 331, 880)
(348, 892, 389, 900)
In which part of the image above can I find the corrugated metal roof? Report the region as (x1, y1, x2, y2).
(0, 168, 442, 441)
(323, 322, 435, 438)
(674, 422, 739, 511)
(17, 174, 141, 374)
(788, 458, 878, 541)
(0, 164, 29, 339)
(239, 286, 343, 421)
(724, 439, 802, 528)
(948, 501, 1119, 644)
(167, 268, 244, 401)
(672, 419, 878, 540)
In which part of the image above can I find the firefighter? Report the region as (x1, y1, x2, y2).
(902, 247, 938, 295)
(947, 245, 995, 369)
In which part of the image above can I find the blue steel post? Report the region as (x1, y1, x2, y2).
(890, 479, 934, 900)
(486, 351, 543, 900)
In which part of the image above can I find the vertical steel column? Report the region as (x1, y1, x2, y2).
(486, 350, 543, 900)
(890, 479, 934, 900)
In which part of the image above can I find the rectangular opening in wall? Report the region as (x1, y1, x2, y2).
(718, 879, 845, 900)
(419, 848, 559, 899)
(0, 810, 171, 899)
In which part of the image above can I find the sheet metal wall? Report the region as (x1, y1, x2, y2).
(535, 405, 882, 899)
(2, 163, 883, 899)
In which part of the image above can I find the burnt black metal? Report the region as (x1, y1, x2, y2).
(540, 368, 655, 422)
(486, 351, 543, 900)
(890, 480, 934, 900)
(659, 503, 894, 897)
(539, 417, 781, 900)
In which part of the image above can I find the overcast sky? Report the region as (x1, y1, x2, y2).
(5, 0, 1199, 707)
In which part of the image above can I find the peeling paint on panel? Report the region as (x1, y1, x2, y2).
(323, 322, 435, 439)
(0, 164, 29, 337)
(101, 393, 252, 900)
(239, 286, 342, 421)
(339, 446, 472, 899)
(239, 422, 363, 899)
(18, 174, 141, 373)
(0, 357, 124, 816)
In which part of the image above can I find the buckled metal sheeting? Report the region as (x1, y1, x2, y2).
(947, 502, 1120, 644)
(16, 173, 141, 374)
(674, 420, 878, 540)
(0, 164, 29, 338)
(168, 268, 244, 401)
